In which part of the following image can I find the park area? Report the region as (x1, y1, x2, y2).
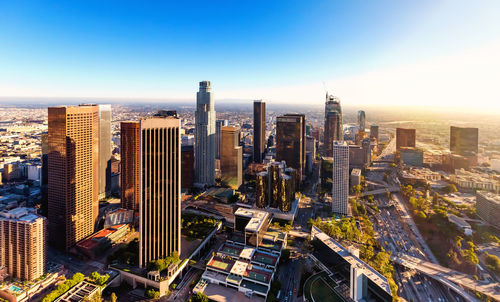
(303, 272, 345, 302)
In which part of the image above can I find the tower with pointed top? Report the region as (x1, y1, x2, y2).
(324, 93, 343, 156)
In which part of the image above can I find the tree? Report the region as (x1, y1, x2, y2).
(110, 293, 117, 302)
(280, 249, 291, 264)
(191, 292, 209, 302)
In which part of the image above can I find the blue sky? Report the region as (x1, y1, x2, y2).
(0, 1, 499, 109)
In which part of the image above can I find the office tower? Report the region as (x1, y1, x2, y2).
(215, 119, 228, 159)
(98, 105, 112, 199)
(450, 126, 479, 156)
(268, 162, 282, 208)
(255, 171, 268, 208)
(324, 93, 343, 156)
(48, 105, 99, 250)
(357, 110, 366, 131)
(181, 145, 194, 190)
(121, 113, 181, 267)
(255, 162, 295, 212)
(332, 142, 349, 215)
(0, 208, 47, 281)
(370, 125, 379, 141)
(195, 81, 216, 187)
(362, 138, 371, 165)
(276, 114, 305, 185)
(40, 132, 49, 217)
(253, 100, 266, 163)
(220, 126, 242, 189)
(396, 128, 416, 149)
(120, 121, 141, 211)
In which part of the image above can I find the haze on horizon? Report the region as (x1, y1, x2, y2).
(0, 1, 499, 112)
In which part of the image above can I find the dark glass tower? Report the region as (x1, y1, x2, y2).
(253, 100, 266, 163)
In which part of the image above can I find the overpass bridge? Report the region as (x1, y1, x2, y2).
(358, 186, 400, 197)
(392, 252, 500, 301)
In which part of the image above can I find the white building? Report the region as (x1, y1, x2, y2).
(332, 141, 349, 215)
(194, 81, 216, 187)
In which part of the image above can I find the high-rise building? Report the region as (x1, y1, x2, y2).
(254, 161, 295, 212)
(220, 126, 242, 189)
(195, 81, 216, 187)
(370, 125, 379, 142)
(181, 145, 194, 190)
(276, 114, 305, 185)
(255, 171, 268, 208)
(0, 208, 47, 281)
(98, 105, 112, 199)
(41, 132, 49, 217)
(253, 100, 266, 163)
(324, 93, 343, 156)
(450, 126, 479, 156)
(357, 110, 366, 131)
(215, 119, 228, 159)
(48, 105, 99, 250)
(332, 142, 349, 215)
(285, 114, 306, 176)
(120, 121, 141, 211)
(396, 128, 416, 150)
(122, 113, 181, 268)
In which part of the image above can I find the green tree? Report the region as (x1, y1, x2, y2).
(191, 292, 209, 302)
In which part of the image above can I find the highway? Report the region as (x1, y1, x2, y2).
(393, 253, 500, 301)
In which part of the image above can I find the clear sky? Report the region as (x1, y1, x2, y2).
(0, 1, 499, 110)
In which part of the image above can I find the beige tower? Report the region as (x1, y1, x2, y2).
(0, 208, 47, 281)
(125, 112, 181, 268)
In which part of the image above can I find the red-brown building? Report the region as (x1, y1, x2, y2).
(48, 105, 99, 251)
(181, 145, 194, 190)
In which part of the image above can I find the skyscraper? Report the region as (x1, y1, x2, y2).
(357, 110, 366, 131)
(450, 126, 479, 156)
(195, 81, 216, 187)
(120, 121, 141, 211)
(276, 114, 305, 185)
(181, 145, 194, 190)
(98, 104, 112, 199)
(253, 100, 266, 163)
(220, 126, 242, 189)
(332, 142, 349, 215)
(285, 113, 306, 178)
(122, 113, 181, 268)
(255, 161, 295, 212)
(215, 119, 228, 159)
(370, 125, 379, 141)
(48, 105, 99, 250)
(396, 128, 416, 149)
(0, 208, 47, 281)
(324, 93, 343, 156)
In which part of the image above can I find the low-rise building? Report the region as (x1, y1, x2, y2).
(350, 169, 361, 187)
(476, 191, 500, 229)
(448, 214, 473, 236)
(450, 169, 500, 193)
(400, 147, 424, 167)
(195, 208, 286, 300)
(76, 224, 130, 259)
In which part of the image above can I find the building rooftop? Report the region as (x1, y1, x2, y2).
(230, 260, 249, 276)
(477, 191, 500, 204)
(312, 226, 391, 295)
(0, 207, 44, 223)
(234, 208, 269, 232)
